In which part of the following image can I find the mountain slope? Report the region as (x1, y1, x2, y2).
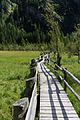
(0, 0, 80, 50)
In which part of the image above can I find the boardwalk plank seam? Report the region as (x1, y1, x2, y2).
(38, 62, 80, 120)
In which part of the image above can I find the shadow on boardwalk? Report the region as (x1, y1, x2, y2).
(40, 63, 69, 119)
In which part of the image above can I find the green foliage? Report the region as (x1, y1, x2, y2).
(0, 0, 80, 53)
(0, 51, 40, 120)
(61, 53, 80, 117)
(62, 53, 80, 80)
(0, 21, 27, 45)
(0, 0, 64, 46)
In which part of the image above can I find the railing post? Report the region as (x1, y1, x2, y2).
(25, 78, 37, 120)
(30, 59, 37, 77)
(26, 77, 35, 101)
(37, 71, 40, 95)
(63, 68, 67, 92)
(12, 98, 29, 120)
(36, 72, 40, 119)
(78, 48, 80, 63)
(57, 52, 62, 67)
(47, 52, 50, 63)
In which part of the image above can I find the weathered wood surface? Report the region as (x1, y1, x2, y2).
(13, 98, 29, 120)
(63, 68, 80, 85)
(50, 62, 80, 101)
(25, 79, 37, 120)
(38, 62, 80, 120)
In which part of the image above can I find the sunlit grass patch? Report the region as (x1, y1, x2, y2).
(61, 53, 80, 79)
(0, 51, 40, 120)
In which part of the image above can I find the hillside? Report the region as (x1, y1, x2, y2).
(0, 0, 80, 51)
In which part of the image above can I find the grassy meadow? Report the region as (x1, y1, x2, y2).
(51, 53, 80, 117)
(0, 51, 40, 120)
(61, 53, 80, 117)
(0, 51, 80, 119)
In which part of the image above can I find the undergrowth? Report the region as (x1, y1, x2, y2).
(0, 51, 40, 120)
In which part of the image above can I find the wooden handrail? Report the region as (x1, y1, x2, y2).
(25, 76, 37, 120)
(64, 79, 80, 101)
(63, 68, 80, 85)
(49, 60, 80, 101)
(27, 77, 36, 82)
(50, 62, 80, 86)
(55, 64, 63, 71)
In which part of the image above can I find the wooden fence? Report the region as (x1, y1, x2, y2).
(13, 53, 80, 120)
(25, 74, 37, 120)
(49, 59, 80, 101)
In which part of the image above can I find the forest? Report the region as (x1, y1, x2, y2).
(0, 0, 80, 52)
(0, 1, 80, 119)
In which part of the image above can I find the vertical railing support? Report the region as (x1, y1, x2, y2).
(26, 77, 35, 101)
(37, 71, 40, 96)
(63, 68, 67, 92)
(78, 48, 80, 63)
(30, 59, 37, 77)
(36, 72, 40, 119)
(12, 98, 29, 120)
(57, 52, 62, 67)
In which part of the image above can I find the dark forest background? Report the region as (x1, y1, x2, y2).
(0, 0, 80, 52)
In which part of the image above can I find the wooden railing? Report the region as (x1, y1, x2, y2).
(12, 53, 50, 120)
(25, 53, 49, 119)
(25, 75, 37, 120)
(49, 59, 80, 101)
(12, 53, 79, 120)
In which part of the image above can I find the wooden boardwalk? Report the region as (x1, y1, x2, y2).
(38, 62, 80, 120)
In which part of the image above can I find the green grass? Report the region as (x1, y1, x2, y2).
(61, 53, 80, 79)
(0, 51, 40, 120)
(61, 53, 80, 94)
(61, 53, 80, 117)
(51, 52, 80, 117)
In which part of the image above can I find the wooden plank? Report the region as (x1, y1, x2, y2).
(40, 97, 68, 100)
(25, 82, 37, 120)
(40, 91, 66, 94)
(40, 102, 73, 107)
(40, 94, 68, 98)
(41, 85, 64, 90)
(40, 117, 80, 120)
(40, 106, 76, 111)
(38, 62, 79, 120)
(40, 113, 78, 118)
(40, 99, 70, 102)
(40, 110, 77, 114)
